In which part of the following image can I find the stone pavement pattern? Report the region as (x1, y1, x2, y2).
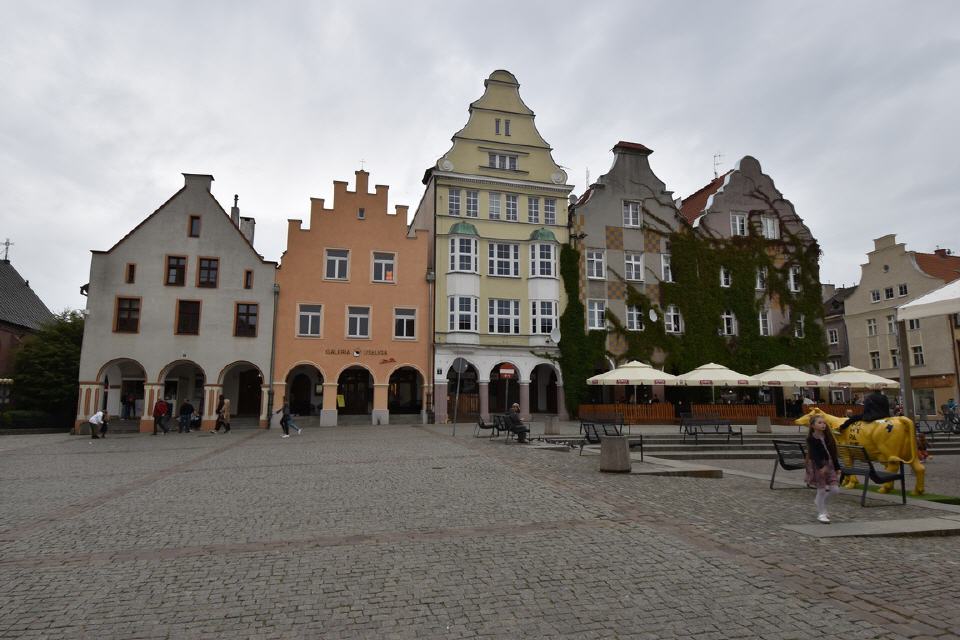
(1, 425, 959, 639)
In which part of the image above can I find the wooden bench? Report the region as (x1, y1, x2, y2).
(835, 444, 906, 506)
(680, 415, 743, 445)
(770, 440, 808, 489)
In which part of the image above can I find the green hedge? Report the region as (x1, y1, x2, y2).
(1, 410, 62, 428)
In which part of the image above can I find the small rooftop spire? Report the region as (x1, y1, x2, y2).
(231, 195, 240, 225)
(1, 238, 12, 263)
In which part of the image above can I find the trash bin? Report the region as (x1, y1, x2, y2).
(599, 435, 631, 473)
(756, 415, 772, 434)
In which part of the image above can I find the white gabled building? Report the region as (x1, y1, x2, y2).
(75, 173, 277, 432)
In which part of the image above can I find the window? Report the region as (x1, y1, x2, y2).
(898, 283, 908, 297)
(761, 216, 779, 239)
(908, 318, 921, 330)
(531, 300, 557, 335)
(586, 250, 605, 279)
(662, 254, 673, 282)
(177, 300, 201, 335)
(912, 345, 925, 366)
(890, 349, 899, 368)
(587, 300, 606, 330)
(730, 213, 746, 236)
(626, 305, 644, 331)
(325, 249, 349, 280)
(870, 289, 881, 303)
(544, 199, 556, 225)
(235, 303, 258, 337)
(884, 286, 895, 300)
(488, 153, 518, 170)
(759, 310, 770, 336)
(166, 256, 186, 286)
(188, 215, 201, 237)
(357, 207, 365, 219)
(465, 191, 478, 218)
(828, 359, 842, 372)
(488, 192, 501, 220)
(394, 308, 416, 339)
(624, 252, 644, 281)
(449, 237, 478, 273)
(720, 266, 732, 288)
(886, 315, 897, 335)
(504, 119, 511, 136)
(488, 242, 520, 277)
(495, 118, 501, 135)
(197, 258, 219, 288)
(624, 201, 642, 228)
(125, 263, 136, 284)
(244, 270, 253, 289)
(828, 328, 839, 345)
(866, 318, 878, 336)
(788, 265, 801, 292)
(373, 252, 396, 283)
(665, 305, 683, 334)
(448, 296, 478, 332)
(870, 351, 881, 369)
(488, 299, 520, 334)
(530, 243, 556, 277)
(297, 304, 323, 337)
(448, 188, 460, 216)
(756, 266, 767, 290)
(794, 313, 806, 338)
(527, 197, 540, 223)
(505, 194, 518, 221)
(347, 306, 370, 338)
(720, 310, 737, 336)
(115, 297, 140, 333)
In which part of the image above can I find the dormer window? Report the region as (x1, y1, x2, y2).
(188, 216, 201, 237)
(488, 153, 517, 171)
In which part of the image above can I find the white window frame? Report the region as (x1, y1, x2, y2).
(886, 314, 897, 335)
(762, 215, 779, 239)
(393, 308, 416, 340)
(884, 286, 895, 300)
(661, 254, 673, 282)
(866, 318, 878, 337)
(720, 310, 737, 336)
(870, 351, 881, 369)
(788, 265, 801, 292)
(587, 299, 606, 330)
(665, 304, 683, 334)
(488, 242, 520, 277)
(730, 213, 746, 236)
(720, 266, 732, 288)
(898, 283, 908, 297)
(505, 194, 518, 221)
(908, 318, 921, 330)
(828, 328, 839, 345)
(527, 197, 540, 224)
(530, 300, 557, 335)
(488, 153, 518, 171)
(465, 190, 478, 218)
(372, 252, 396, 283)
(756, 266, 767, 290)
(586, 250, 605, 280)
(488, 298, 521, 334)
(624, 252, 644, 281)
(325, 248, 349, 280)
(794, 313, 806, 338)
(759, 310, 770, 336)
(530, 243, 556, 278)
(488, 192, 501, 220)
(890, 348, 899, 368)
(449, 237, 478, 273)
(626, 304, 644, 331)
(870, 289, 881, 303)
(544, 198, 556, 225)
(297, 304, 323, 337)
(448, 188, 460, 216)
(347, 306, 370, 339)
(623, 201, 642, 228)
(448, 296, 478, 332)
(912, 345, 925, 366)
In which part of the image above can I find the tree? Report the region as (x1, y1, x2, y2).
(12, 311, 84, 425)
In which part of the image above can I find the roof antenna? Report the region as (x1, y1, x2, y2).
(585, 167, 590, 186)
(1, 238, 12, 262)
(713, 153, 724, 179)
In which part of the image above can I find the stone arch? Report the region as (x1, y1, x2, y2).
(530, 362, 560, 414)
(337, 365, 375, 415)
(96, 357, 147, 419)
(218, 361, 264, 418)
(158, 360, 206, 416)
(284, 362, 326, 416)
(488, 361, 521, 414)
(388, 365, 424, 415)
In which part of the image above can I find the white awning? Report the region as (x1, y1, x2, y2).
(897, 279, 960, 322)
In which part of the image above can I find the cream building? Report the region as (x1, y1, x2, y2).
(410, 70, 574, 422)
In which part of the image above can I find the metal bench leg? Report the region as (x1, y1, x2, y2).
(861, 476, 870, 507)
(770, 460, 779, 490)
(900, 463, 907, 504)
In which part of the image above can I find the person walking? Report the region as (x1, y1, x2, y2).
(88, 409, 108, 439)
(178, 400, 195, 433)
(215, 398, 231, 433)
(805, 414, 840, 524)
(152, 397, 169, 435)
(275, 400, 301, 438)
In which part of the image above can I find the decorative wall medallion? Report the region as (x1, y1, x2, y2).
(551, 170, 567, 185)
(438, 158, 454, 171)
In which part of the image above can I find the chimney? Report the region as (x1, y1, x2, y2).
(183, 173, 214, 192)
(934, 248, 950, 258)
(239, 217, 255, 245)
(355, 170, 369, 194)
(231, 194, 240, 226)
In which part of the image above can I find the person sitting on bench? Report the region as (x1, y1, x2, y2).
(506, 403, 530, 443)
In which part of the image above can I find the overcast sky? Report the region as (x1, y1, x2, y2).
(2, 0, 958, 313)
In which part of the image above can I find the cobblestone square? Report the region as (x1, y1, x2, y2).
(2, 424, 959, 639)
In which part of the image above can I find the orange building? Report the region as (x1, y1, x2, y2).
(273, 170, 431, 425)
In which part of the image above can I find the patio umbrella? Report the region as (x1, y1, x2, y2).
(820, 365, 900, 390)
(753, 364, 825, 415)
(586, 360, 678, 386)
(675, 363, 753, 387)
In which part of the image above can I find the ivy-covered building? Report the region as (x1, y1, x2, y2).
(569, 152, 825, 390)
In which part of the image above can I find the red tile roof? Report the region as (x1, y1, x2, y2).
(679, 171, 732, 224)
(613, 141, 653, 154)
(915, 250, 960, 283)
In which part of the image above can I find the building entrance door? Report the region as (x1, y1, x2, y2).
(339, 367, 372, 415)
(236, 369, 262, 416)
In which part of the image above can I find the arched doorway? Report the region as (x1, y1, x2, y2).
(220, 361, 263, 417)
(285, 365, 324, 416)
(160, 361, 206, 415)
(446, 361, 478, 419)
(530, 363, 558, 414)
(389, 367, 423, 414)
(97, 358, 147, 420)
(338, 366, 373, 415)
(488, 362, 520, 414)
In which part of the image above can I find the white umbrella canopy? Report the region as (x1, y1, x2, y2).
(675, 362, 754, 387)
(752, 364, 824, 388)
(586, 360, 678, 386)
(820, 365, 900, 390)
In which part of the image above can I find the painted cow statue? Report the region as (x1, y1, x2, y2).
(796, 408, 925, 495)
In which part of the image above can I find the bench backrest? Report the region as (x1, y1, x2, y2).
(835, 444, 874, 478)
(582, 422, 601, 444)
(772, 440, 807, 469)
(597, 422, 622, 436)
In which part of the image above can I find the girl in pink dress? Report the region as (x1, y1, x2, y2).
(805, 415, 841, 523)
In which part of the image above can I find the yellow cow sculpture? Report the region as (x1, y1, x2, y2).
(796, 408, 925, 495)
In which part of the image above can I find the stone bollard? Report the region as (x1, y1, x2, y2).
(544, 416, 558, 435)
(756, 415, 772, 434)
(599, 435, 632, 473)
